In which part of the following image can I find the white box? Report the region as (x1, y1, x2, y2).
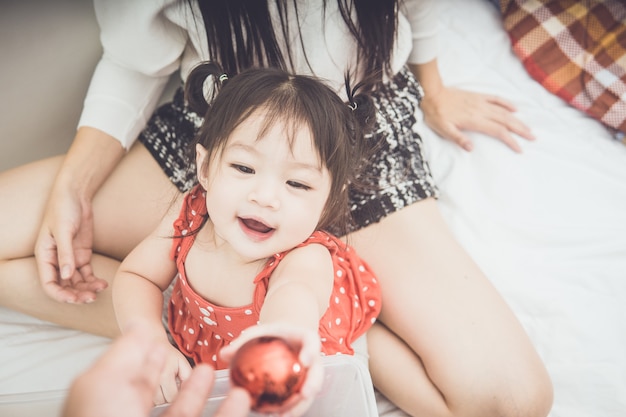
(150, 354, 378, 417)
(0, 354, 377, 417)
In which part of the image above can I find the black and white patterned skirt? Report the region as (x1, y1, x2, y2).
(139, 66, 438, 234)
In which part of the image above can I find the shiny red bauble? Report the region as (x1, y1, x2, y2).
(229, 336, 307, 413)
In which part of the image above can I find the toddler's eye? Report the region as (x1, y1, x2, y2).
(232, 164, 254, 174)
(287, 180, 311, 191)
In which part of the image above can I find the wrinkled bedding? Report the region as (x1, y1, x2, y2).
(1, 0, 625, 416)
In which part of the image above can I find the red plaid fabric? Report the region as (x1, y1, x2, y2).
(501, 0, 626, 139)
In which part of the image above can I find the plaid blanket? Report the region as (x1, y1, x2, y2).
(500, 0, 626, 140)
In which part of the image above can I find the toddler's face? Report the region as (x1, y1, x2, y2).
(199, 110, 331, 261)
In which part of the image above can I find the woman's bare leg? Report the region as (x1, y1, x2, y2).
(0, 255, 120, 337)
(368, 321, 450, 416)
(352, 198, 553, 417)
(0, 143, 179, 338)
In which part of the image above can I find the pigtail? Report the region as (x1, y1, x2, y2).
(181, 61, 230, 202)
(345, 76, 376, 133)
(184, 61, 230, 116)
(325, 71, 383, 236)
(344, 72, 381, 164)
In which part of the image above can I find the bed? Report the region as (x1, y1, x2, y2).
(1, 0, 625, 416)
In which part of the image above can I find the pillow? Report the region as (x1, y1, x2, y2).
(500, 0, 626, 139)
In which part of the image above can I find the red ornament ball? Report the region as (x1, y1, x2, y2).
(229, 336, 307, 413)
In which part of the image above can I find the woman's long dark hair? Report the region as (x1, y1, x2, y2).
(187, 0, 398, 87)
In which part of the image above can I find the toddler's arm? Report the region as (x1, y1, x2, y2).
(260, 243, 334, 329)
(222, 244, 334, 416)
(112, 193, 187, 403)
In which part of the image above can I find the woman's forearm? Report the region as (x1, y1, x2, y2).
(408, 59, 443, 98)
(54, 127, 126, 201)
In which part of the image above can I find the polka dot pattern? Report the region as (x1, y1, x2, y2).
(168, 185, 381, 370)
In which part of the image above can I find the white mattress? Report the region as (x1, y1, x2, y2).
(1, 0, 625, 416)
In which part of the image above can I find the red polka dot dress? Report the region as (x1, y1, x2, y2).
(168, 185, 382, 370)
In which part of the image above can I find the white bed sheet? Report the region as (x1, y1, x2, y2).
(1, 0, 625, 416)
(427, 1, 626, 416)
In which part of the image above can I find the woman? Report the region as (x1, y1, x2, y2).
(0, 1, 551, 416)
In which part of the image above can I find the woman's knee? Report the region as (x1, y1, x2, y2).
(456, 366, 553, 417)
(502, 369, 553, 417)
(367, 322, 553, 417)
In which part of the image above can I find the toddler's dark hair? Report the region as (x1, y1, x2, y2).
(184, 61, 377, 236)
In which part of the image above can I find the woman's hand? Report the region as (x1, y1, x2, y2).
(220, 323, 324, 417)
(420, 86, 536, 153)
(410, 60, 535, 153)
(34, 182, 108, 303)
(33, 127, 124, 304)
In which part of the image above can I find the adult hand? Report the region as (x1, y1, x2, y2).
(420, 86, 536, 153)
(62, 322, 251, 417)
(220, 323, 324, 417)
(34, 182, 107, 303)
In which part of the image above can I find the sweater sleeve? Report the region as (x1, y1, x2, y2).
(403, 0, 439, 65)
(78, 0, 188, 149)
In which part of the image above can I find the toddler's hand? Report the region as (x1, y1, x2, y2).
(153, 343, 193, 405)
(220, 323, 324, 417)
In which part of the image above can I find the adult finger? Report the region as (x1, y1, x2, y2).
(67, 268, 96, 303)
(49, 226, 76, 281)
(497, 113, 535, 142)
(485, 94, 518, 112)
(41, 278, 79, 303)
(70, 264, 107, 303)
(466, 117, 522, 153)
(161, 364, 214, 417)
(487, 122, 523, 153)
(99, 324, 163, 373)
(212, 387, 251, 417)
(432, 121, 474, 152)
(485, 96, 536, 142)
(102, 325, 171, 405)
(77, 263, 108, 288)
(35, 234, 79, 303)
